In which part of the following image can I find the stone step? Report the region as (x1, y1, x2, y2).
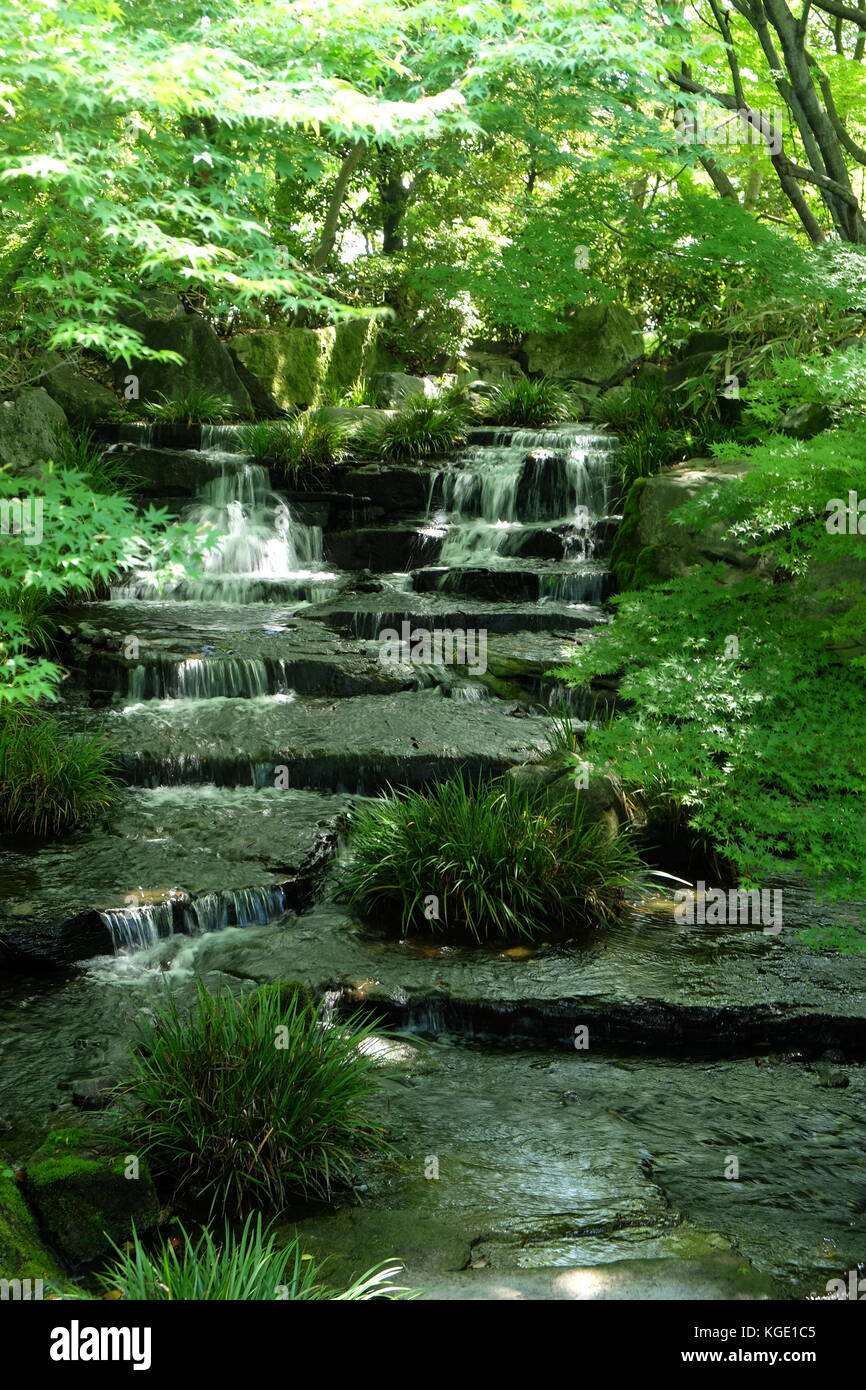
(75, 689, 552, 791)
(412, 561, 612, 604)
(65, 607, 423, 701)
(324, 525, 444, 571)
(0, 787, 350, 968)
(306, 590, 610, 638)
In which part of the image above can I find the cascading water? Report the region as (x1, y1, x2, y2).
(432, 427, 617, 567)
(99, 884, 289, 954)
(113, 463, 324, 602)
(127, 656, 293, 701)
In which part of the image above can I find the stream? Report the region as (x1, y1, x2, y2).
(1, 421, 864, 1299)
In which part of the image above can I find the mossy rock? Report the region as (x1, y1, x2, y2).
(228, 320, 379, 410)
(25, 1128, 159, 1267)
(609, 476, 651, 589)
(274, 979, 315, 1014)
(0, 1170, 68, 1287)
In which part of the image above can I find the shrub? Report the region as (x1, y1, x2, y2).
(340, 772, 644, 941)
(123, 982, 391, 1216)
(0, 708, 118, 836)
(241, 412, 348, 485)
(354, 397, 468, 462)
(480, 376, 572, 427)
(141, 389, 236, 424)
(97, 1214, 411, 1301)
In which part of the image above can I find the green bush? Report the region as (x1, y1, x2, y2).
(480, 376, 572, 427)
(241, 412, 348, 485)
(97, 1214, 411, 1301)
(340, 772, 644, 941)
(123, 982, 391, 1216)
(355, 397, 468, 462)
(0, 708, 118, 837)
(141, 388, 236, 424)
(553, 424, 866, 945)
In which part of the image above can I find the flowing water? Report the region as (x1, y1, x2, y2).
(1, 419, 863, 1300)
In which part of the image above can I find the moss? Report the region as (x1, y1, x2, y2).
(231, 321, 378, 410)
(274, 979, 315, 1014)
(25, 1130, 159, 1267)
(0, 1171, 67, 1284)
(608, 476, 647, 589)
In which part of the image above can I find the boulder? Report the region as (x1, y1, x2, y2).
(504, 762, 627, 840)
(0, 388, 67, 470)
(0, 1171, 67, 1288)
(611, 457, 757, 588)
(25, 1128, 160, 1267)
(228, 320, 378, 411)
(779, 401, 832, 439)
(115, 313, 253, 416)
(454, 352, 525, 384)
(663, 351, 716, 389)
(521, 305, 643, 383)
(372, 372, 429, 406)
(35, 353, 117, 424)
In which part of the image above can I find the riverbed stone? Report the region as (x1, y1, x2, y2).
(25, 1128, 159, 1267)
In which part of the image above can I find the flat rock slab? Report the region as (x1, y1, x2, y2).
(74, 689, 551, 790)
(286, 1041, 861, 1296)
(0, 787, 350, 966)
(181, 898, 866, 1050)
(415, 1257, 778, 1300)
(306, 590, 609, 637)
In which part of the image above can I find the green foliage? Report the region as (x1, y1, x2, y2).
(553, 425, 866, 943)
(141, 390, 237, 425)
(592, 379, 746, 495)
(0, 467, 215, 703)
(480, 376, 571, 427)
(355, 396, 468, 461)
(240, 412, 348, 485)
(340, 772, 644, 941)
(0, 707, 117, 837)
(97, 1215, 411, 1301)
(123, 982, 391, 1217)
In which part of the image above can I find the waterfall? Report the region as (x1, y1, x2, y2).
(99, 902, 176, 951)
(432, 428, 617, 566)
(99, 885, 289, 954)
(127, 657, 294, 701)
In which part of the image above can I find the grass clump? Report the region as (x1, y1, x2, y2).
(480, 376, 572, 427)
(340, 772, 644, 941)
(123, 981, 391, 1217)
(97, 1214, 411, 1301)
(240, 412, 348, 486)
(355, 396, 468, 462)
(54, 427, 139, 494)
(0, 708, 118, 837)
(141, 388, 236, 424)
